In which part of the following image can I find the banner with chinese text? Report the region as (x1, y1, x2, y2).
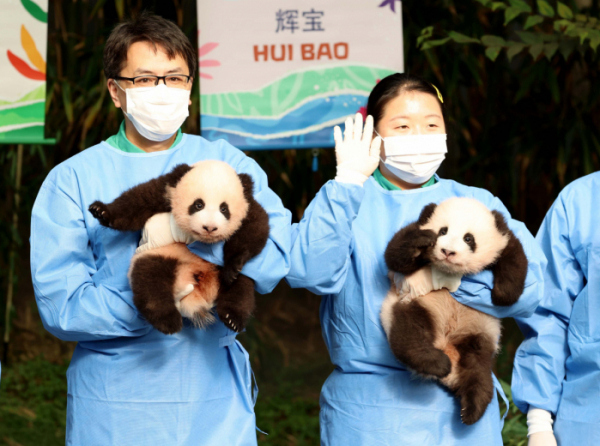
(0, 0, 51, 144)
(197, 0, 404, 149)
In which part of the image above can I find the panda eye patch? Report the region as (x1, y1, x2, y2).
(464, 233, 476, 252)
(439, 227, 448, 236)
(188, 199, 205, 215)
(220, 202, 231, 220)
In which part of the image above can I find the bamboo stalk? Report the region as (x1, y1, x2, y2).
(3, 144, 24, 365)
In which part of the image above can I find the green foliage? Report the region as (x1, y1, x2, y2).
(499, 380, 529, 446)
(420, 0, 600, 61)
(538, 0, 555, 17)
(0, 356, 69, 446)
(255, 381, 320, 445)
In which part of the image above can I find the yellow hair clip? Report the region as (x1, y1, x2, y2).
(431, 84, 444, 104)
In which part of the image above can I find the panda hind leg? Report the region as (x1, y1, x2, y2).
(387, 300, 452, 379)
(449, 333, 496, 425)
(216, 275, 256, 333)
(130, 255, 183, 335)
(174, 250, 220, 328)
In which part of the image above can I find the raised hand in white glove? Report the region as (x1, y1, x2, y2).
(136, 213, 197, 303)
(334, 113, 382, 186)
(528, 431, 557, 446)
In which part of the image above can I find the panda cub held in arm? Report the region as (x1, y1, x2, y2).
(380, 197, 528, 425)
(88, 160, 269, 335)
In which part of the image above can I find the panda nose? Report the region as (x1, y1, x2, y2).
(203, 225, 218, 233)
(442, 248, 455, 258)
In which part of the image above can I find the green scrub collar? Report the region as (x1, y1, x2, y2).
(105, 121, 183, 153)
(373, 168, 437, 191)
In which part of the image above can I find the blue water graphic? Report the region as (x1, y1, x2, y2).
(200, 94, 367, 150)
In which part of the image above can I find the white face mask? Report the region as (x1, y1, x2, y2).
(117, 82, 191, 142)
(377, 132, 448, 184)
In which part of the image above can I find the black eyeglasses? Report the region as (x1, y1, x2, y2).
(114, 74, 192, 89)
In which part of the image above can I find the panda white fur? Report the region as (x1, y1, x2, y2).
(89, 160, 269, 335)
(380, 197, 528, 425)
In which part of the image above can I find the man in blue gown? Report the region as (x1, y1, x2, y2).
(30, 13, 290, 445)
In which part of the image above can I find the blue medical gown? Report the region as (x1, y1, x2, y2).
(30, 135, 291, 446)
(286, 176, 545, 446)
(512, 172, 600, 445)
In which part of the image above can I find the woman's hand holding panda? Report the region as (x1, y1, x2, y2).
(397, 267, 435, 302)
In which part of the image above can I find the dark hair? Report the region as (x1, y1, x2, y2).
(366, 73, 446, 130)
(103, 12, 197, 80)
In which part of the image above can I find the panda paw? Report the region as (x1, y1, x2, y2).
(150, 312, 183, 335)
(89, 201, 112, 227)
(217, 302, 250, 333)
(459, 387, 492, 425)
(220, 265, 242, 286)
(408, 228, 437, 249)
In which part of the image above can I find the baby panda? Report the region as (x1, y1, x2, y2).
(88, 160, 269, 335)
(380, 197, 528, 425)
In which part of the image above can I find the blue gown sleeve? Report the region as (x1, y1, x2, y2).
(30, 177, 152, 343)
(285, 180, 365, 295)
(189, 153, 292, 295)
(511, 195, 582, 414)
(451, 194, 546, 319)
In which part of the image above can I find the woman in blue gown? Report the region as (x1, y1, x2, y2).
(286, 73, 546, 445)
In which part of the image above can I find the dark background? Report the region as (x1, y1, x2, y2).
(1, 0, 599, 445)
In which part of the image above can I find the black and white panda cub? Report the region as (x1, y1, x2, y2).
(380, 197, 528, 425)
(88, 160, 269, 335)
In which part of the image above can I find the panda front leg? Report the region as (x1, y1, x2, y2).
(383, 297, 452, 379)
(89, 164, 192, 231)
(384, 224, 437, 276)
(129, 255, 183, 334)
(450, 333, 497, 425)
(216, 275, 255, 333)
(220, 200, 270, 286)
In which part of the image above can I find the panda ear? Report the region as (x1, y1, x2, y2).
(492, 210, 510, 235)
(164, 164, 193, 188)
(418, 203, 437, 225)
(489, 213, 528, 307)
(238, 173, 255, 201)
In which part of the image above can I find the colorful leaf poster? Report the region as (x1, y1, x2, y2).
(0, 0, 51, 144)
(197, 0, 404, 149)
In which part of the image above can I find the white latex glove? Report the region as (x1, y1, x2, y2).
(333, 113, 382, 186)
(431, 268, 462, 293)
(136, 213, 196, 254)
(392, 267, 463, 303)
(136, 213, 197, 304)
(528, 408, 556, 446)
(397, 267, 434, 302)
(528, 431, 557, 446)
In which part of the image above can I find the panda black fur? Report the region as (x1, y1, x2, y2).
(380, 197, 528, 425)
(88, 160, 269, 335)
